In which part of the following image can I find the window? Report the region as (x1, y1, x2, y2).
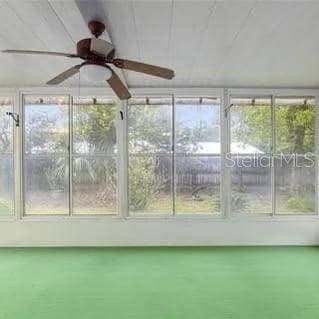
(24, 96, 69, 215)
(0, 97, 14, 215)
(128, 96, 221, 215)
(230, 97, 272, 214)
(175, 97, 221, 214)
(230, 96, 316, 215)
(128, 97, 173, 214)
(275, 97, 315, 214)
(23, 95, 118, 215)
(8, 91, 319, 218)
(72, 97, 117, 215)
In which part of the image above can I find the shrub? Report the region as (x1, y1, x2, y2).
(129, 155, 158, 211)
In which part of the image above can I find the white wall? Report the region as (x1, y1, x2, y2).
(1, 217, 319, 246)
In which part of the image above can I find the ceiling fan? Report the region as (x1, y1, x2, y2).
(1, 20, 175, 100)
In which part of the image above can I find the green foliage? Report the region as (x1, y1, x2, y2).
(73, 157, 117, 205)
(286, 195, 315, 212)
(234, 105, 272, 152)
(128, 104, 172, 210)
(234, 100, 316, 214)
(236, 101, 315, 153)
(128, 105, 171, 152)
(129, 155, 157, 211)
(74, 103, 116, 153)
(177, 122, 214, 153)
(25, 106, 68, 153)
(0, 197, 12, 215)
(275, 103, 314, 153)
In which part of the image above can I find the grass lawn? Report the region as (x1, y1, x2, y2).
(0, 197, 13, 215)
(2, 192, 315, 215)
(130, 192, 220, 214)
(24, 205, 116, 215)
(1, 247, 319, 319)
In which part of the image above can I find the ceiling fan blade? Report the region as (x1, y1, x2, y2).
(112, 58, 174, 79)
(107, 69, 131, 100)
(46, 65, 81, 85)
(2, 49, 78, 58)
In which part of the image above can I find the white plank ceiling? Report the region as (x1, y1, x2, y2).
(0, 0, 319, 88)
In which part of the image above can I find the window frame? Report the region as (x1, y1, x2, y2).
(228, 88, 319, 219)
(0, 93, 16, 219)
(18, 87, 122, 220)
(126, 93, 224, 217)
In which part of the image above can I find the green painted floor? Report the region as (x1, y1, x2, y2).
(1, 247, 319, 318)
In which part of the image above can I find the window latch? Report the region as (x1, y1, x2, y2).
(120, 111, 124, 120)
(224, 104, 233, 118)
(6, 112, 20, 127)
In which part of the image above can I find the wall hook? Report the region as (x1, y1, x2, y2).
(6, 112, 20, 127)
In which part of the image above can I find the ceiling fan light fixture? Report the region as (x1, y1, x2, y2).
(81, 64, 112, 82)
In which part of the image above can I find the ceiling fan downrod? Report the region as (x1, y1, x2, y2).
(88, 21, 106, 38)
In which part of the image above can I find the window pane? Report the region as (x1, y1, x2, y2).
(72, 97, 118, 215)
(274, 98, 315, 214)
(175, 156, 220, 214)
(0, 98, 13, 153)
(24, 156, 69, 215)
(0, 97, 14, 215)
(24, 96, 69, 215)
(275, 155, 315, 214)
(275, 98, 315, 154)
(0, 156, 14, 215)
(73, 156, 116, 214)
(175, 97, 220, 154)
(231, 98, 271, 153)
(230, 155, 271, 214)
(175, 97, 221, 214)
(230, 97, 272, 214)
(128, 97, 172, 154)
(24, 96, 69, 154)
(73, 97, 116, 155)
(128, 97, 173, 214)
(129, 155, 173, 214)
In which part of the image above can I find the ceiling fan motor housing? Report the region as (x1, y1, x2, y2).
(76, 38, 115, 61)
(90, 38, 115, 59)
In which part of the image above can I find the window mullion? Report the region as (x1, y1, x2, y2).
(315, 95, 319, 216)
(172, 94, 176, 216)
(69, 95, 73, 216)
(221, 88, 230, 219)
(271, 95, 276, 216)
(117, 99, 128, 218)
(14, 90, 23, 219)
